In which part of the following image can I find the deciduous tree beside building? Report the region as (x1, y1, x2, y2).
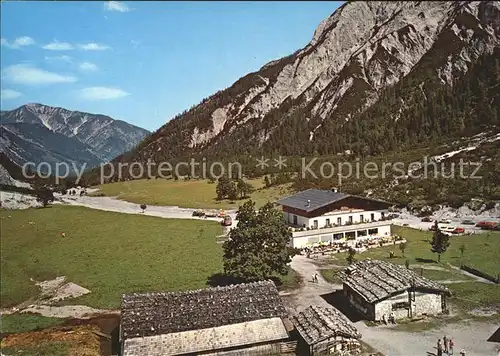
(223, 200, 294, 281)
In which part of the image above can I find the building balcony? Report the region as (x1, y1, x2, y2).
(290, 220, 391, 238)
(287, 216, 392, 231)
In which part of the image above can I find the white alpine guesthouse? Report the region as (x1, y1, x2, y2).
(276, 189, 393, 248)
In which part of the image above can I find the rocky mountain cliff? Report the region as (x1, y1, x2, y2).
(1, 103, 149, 172)
(120, 0, 499, 163)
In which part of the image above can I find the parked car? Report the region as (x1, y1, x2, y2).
(442, 226, 456, 233)
(192, 210, 205, 217)
(421, 217, 433, 222)
(476, 221, 498, 230)
(221, 215, 232, 226)
(439, 219, 452, 224)
(205, 210, 218, 218)
(461, 219, 475, 225)
(452, 227, 465, 234)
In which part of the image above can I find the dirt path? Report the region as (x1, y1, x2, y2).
(280, 255, 341, 315)
(285, 255, 499, 356)
(448, 265, 495, 284)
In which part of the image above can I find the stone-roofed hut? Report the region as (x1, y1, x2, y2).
(340, 259, 451, 321)
(291, 305, 361, 355)
(119, 280, 295, 356)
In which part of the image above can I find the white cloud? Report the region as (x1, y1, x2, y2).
(45, 55, 73, 63)
(78, 42, 110, 51)
(2, 64, 77, 85)
(42, 41, 74, 51)
(104, 1, 131, 12)
(79, 62, 98, 71)
(1, 89, 23, 100)
(79, 86, 130, 100)
(1, 36, 36, 49)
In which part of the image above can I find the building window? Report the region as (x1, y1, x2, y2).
(313, 220, 318, 229)
(381, 212, 385, 219)
(337, 217, 342, 225)
(357, 230, 367, 237)
(326, 218, 330, 227)
(392, 302, 410, 310)
(368, 228, 379, 235)
(348, 216, 353, 224)
(333, 233, 343, 240)
(371, 213, 375, 221)
(345, 231, 356, 240)
(293, 215, 298, 225)
(359, 214, 364, 222)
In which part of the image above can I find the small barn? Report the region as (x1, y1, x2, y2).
(341, 259, 451, 321)
(119, 280, 295, 356)
(291, 305, 361, 355)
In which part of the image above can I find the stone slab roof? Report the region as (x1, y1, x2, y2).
(120, 280, 287, 340)
(122, 317, 289, 356)
(341, 260, 451, 303)
(291, 305, 361, 345)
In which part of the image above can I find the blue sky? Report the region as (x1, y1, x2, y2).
(1, 1, 343, 131)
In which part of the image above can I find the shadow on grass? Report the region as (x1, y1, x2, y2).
(416, 257, 436, 264)
(320, 290, 366, 323)
(206, 273, 244, 287)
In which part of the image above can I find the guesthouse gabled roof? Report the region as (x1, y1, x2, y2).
(291, 305, 361, 346)
(276, 189, 391, 213)
(340, 260, 451, 303)
(276, 189, 348, 212)
(120, 280, 287, 341)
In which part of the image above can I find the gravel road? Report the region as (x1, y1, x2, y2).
(57, 193, 239, 227)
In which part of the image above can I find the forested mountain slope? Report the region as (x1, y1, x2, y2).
(117, 1, 499, 163)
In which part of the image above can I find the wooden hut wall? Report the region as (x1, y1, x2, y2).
(343, 284, 374, 320)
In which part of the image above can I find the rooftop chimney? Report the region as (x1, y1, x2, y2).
(306, 199, 310, 207)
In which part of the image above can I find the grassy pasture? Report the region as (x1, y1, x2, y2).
(93, 178, 292, 209)
(1, 204, 299, 310)
(343, 226, 500, 277)
(323, 226, 500, 317)
(0, 205, 223, 309)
